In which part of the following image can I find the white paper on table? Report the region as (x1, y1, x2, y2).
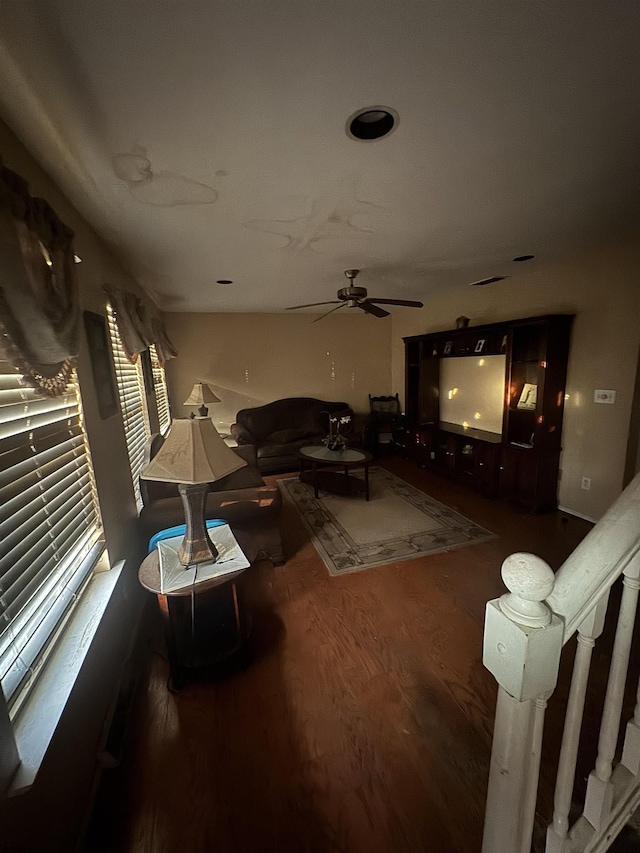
(157, 525, 250, 593)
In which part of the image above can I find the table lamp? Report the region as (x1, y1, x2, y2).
(183, 382, 221, 417)
(140, 417, 246, 566)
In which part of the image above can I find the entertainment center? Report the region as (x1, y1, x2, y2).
(404, 314, 573, 511)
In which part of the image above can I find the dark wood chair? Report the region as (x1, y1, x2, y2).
(364, 393, 405, 455)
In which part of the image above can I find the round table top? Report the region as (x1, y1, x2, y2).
(298, 445, 373, 464)
(139, 527, 257, 597)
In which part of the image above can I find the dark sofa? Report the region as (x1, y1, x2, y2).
(138, 437, 284, 564)
(230, 397, 355, 474)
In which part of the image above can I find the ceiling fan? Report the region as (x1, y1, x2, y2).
(285, 269, 424, 322)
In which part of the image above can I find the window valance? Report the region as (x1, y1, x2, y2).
(0, 158, 80, 395)
(104, 284, 177, 366)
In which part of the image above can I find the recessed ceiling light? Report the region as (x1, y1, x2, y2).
(469, 276, 506, 287)
(513, 254, 535, 262)
(346, 106, 398, 141)
(73, 254, 82, 264)
(216, 279, 234, 285)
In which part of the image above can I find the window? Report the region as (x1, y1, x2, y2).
(149, 344, 171, 434)
(0, 360, 103, 712)
(106, 303, 150, 511)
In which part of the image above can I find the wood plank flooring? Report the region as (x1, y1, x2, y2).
(85, 459, 597, 853)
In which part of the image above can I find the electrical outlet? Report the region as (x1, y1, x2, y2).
(594, 389, 616, 404)
(581, 476, 591, 491)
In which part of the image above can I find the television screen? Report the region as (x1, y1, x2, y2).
(439, 354, 506, 435)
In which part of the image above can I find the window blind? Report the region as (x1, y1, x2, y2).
(149, 344, 171, 435)
(106, 303, 150, 511)
(0, 361, 103, 710)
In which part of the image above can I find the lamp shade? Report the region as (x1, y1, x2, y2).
(183, 383, 221, 407)
(141, 417, 246, 484)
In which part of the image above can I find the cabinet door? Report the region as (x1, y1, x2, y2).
(407, 427, 432, 467)
(433, 433, 456, 472)
(499, 447, 518, 500)
(455, 437, 477, 483)
(499, 446, 559, 510)
(475, 443, 499, 497)
(514, 452, 539, 507)
(405, 427, 421, 464)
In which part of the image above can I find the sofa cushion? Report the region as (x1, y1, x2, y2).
(210, 445, 264, 491)
(139, 442, 263, 505)
(139, 484, 282, 540)
(257, 437, 317, 459)
(265, 425, 318, 445)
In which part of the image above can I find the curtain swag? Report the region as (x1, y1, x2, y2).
(104, 284, 177, 365)
(0, 157, 80, 395)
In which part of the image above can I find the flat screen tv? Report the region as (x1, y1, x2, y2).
(439, 354, 506, 435)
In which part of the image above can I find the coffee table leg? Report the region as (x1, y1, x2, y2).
(313, 461, 319, 499)
(365, 462, 370, 501)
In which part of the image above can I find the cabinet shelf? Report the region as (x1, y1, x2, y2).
(404, 314, 573, 510)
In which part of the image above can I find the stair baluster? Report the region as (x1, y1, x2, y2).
(546, 594, 610, 852)
(583, 556, 640, 830)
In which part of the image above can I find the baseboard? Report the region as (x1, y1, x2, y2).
(557, 504, 598, 524)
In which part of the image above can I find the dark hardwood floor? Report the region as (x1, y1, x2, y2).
(85, 458, 598, 853)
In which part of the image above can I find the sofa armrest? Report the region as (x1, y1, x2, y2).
(230, 422, 254, 445)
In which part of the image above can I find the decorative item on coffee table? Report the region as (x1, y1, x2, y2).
(322, 414, 351, 452)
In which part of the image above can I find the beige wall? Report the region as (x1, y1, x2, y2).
(391, 240, 640, 520)
(0, 122, 149, 850)
(163, 312, 393, 431)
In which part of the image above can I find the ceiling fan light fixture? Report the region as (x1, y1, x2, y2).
(346, 107, 398, 141)
(286, 267, 422, 320)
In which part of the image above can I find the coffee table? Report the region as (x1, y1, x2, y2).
(298, 445, 373, 500)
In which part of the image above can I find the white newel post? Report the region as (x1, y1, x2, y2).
(482, 553, 564, 853)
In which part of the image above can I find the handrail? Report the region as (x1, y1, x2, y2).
(547, 472, 640, 644)
(482, 470, 640, 853)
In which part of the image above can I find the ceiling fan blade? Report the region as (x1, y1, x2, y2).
(365, 298, 424, 307)
(360, 301, 390, 318)
(312, 303, 347, 323)
(286, 300, 341, 310)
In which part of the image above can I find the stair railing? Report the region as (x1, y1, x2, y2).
(482, 472, 640, 853)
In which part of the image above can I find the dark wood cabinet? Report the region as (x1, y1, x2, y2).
(407, 422, 502, 498)
(404, 314, 573, 511)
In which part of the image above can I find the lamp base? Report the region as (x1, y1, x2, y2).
(177, 483, 218, 566)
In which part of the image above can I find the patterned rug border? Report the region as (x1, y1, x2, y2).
(278, 467, 496, 576)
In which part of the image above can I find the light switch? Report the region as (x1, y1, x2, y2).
(594, 389, 616, 404)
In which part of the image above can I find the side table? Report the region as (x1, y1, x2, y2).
(138, 528, 256, 689)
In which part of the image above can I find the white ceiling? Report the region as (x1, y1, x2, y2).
(0, 1, 639, 313)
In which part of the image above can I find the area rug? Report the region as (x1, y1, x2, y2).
(278, 467, 495, 576)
